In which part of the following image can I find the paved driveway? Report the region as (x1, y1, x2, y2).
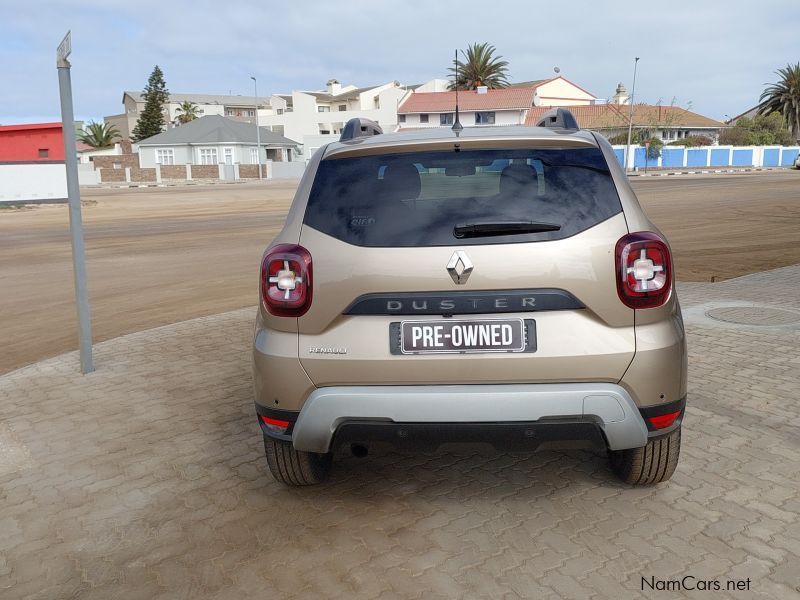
(1, 266, 799, 599)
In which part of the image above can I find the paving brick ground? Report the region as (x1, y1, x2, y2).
(1, 266, 799, 599)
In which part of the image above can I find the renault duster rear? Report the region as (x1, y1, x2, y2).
(253, 117, 687, 486)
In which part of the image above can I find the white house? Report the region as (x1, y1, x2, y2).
(398, 87, 536, 129)
(396, 75, 599, 130)
(260, 79, 414, 158)
(134, 115, 299, 168)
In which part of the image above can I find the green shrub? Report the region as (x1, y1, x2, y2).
(668, 135, 713, 147)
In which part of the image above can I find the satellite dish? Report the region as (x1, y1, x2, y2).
(554, 66, 561, 74)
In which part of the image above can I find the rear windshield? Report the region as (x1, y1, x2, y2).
(303, 147, 622, 247)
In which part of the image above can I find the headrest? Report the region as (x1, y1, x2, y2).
(381, 163, 421, 201)
(499, 163, 538, 195)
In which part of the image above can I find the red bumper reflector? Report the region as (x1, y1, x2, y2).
(648, 410, 681, 430)
(260, 415, 290, 429)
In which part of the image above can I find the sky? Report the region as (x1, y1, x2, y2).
(1, 0, 797, 125)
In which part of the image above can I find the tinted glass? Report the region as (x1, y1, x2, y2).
(304, 147, 622, 247)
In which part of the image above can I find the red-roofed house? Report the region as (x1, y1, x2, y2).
(396, 75, 598, 130)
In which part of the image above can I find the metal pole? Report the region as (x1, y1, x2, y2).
(625, 57, 640, 172)
(57, 32, 94, 374)
(251, 76, 263, 179)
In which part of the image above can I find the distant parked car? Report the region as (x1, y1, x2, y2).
(794, 154, 800, 169)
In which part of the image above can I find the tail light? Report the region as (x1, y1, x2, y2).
(615, 232, 672, 309)
(260, 244, 312, 317)
(647, 410, 682, 430)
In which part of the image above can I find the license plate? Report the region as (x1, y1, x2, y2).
(400, 318, 526, 354)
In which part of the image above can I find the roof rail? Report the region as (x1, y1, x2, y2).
(340, 118, 383, 142)
(534, 108, 580, 131)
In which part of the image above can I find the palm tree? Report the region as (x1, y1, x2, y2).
(77, 121, 120, 148)
(758, 63, 800, 142)
(175, 101, 200, 124)
(448, 42, 510, 90)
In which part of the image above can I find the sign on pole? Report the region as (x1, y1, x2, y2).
(57, 31, 94, 374)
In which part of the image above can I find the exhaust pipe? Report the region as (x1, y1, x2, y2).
(350, 443, 369, 458)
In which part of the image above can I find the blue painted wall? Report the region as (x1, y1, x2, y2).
(732, 149, 753, 166)
(634, 147, 647, 168)
(687, 149, 708, 167)
(780, 148, 799, 166)
(710, 149, 730, 167)
(661, 148, 684, 168)
(762, 148, 780, 167)
(614, 148, 625, 166)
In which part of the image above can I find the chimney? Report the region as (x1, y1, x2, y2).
(326, 79, 341, 95)
(476, 85, 488, 94)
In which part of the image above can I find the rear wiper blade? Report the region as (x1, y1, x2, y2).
(453, 220, 561, 239)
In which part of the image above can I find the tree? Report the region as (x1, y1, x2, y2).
(758, 63, 800, 142)
(131, 66, 170, 142)
(719, 113, 793, 146)
(175, 101, 199, 124)
(77, 121, 120, 148)
(641, 136, 663, 159)
(448, 43, 510, 90)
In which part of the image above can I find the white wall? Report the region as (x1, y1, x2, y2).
(0, 164, 67, 202)
(400, 108, 525, 128)
(535, 77, 596, 106)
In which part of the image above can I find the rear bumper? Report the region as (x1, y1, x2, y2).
(286, 383, 651, 453)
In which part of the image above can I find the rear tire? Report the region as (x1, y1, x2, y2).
(264, 437, 332, 486)
(609, 427, 681, 485)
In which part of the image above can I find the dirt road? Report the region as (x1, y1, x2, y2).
(1, 172, 798, 373)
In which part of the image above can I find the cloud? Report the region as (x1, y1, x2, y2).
(0, 0, 796, 123)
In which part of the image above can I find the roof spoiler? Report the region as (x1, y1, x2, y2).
(340, 118, 383, 142)
(534, 108, 579, 131)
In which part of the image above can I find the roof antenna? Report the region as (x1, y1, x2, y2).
(452, 49, 463, 136)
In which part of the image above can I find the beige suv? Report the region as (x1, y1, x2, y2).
(253, 110, 687, 486)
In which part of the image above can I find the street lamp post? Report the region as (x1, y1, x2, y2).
(251, 76, 263, 180)
(625, 57, 640, 172)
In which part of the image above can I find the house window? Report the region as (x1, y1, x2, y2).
(199, 148, 218, 165)
(398, 115, 406, 123)
(156, 148, 174, 165)
(250, 148, 259, 164)
(277, 108, 284, 115)
(318, 106, 330, 113)
(320, 130, 331, 135)
(420, 114, 429, 123)
(223, 147, 234, 165)
(38, 148, 49, 158)
(475, 111, 495, 125)
(338, 105, 347, 111)
(440, 113, 454, 125)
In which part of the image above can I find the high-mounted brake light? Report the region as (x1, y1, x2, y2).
(615, 232, 672, 309)
(260, 244, 313, 317)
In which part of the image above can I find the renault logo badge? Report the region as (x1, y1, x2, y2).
(446, 251, 473, 285)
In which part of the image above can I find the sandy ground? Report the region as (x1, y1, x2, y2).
(1, 171, 798, 373)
